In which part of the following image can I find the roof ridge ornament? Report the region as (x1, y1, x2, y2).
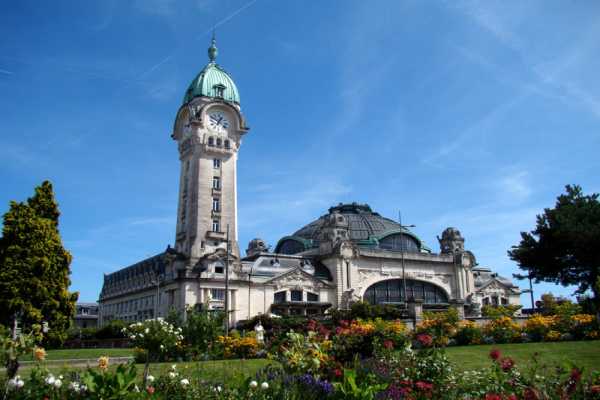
(208, 31, 218, 63)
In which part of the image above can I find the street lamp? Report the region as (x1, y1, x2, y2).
(151, 270, 163, 318)
(399, 212, 416, 305)
(513, 271, 535, 312)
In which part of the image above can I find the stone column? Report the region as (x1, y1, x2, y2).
(450, 299, 465, 319)
(408, 298, 424, 324)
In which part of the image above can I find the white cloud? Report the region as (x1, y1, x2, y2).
(496, 170, 532, 203)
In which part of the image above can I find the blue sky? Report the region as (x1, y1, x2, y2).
(1, 1, 599, 304)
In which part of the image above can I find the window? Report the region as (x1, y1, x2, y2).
(501, 297, 508, 305)
(212, 219, 220, 232)
(213, 158, 221, 169)
(224, 140, 230, 149)
(212, 198, 220, 212)
(208, 137, 214, 146)
(214, 264, 224, 274)
(214, 84, 225, 98)
(213, 176, 221, 189)
(211, 288, 225, 301)
(307, 292, 319, 302)
(216, 138, 222, 147)
(274, 291, 286, 303)
(290, 290, 303, 302)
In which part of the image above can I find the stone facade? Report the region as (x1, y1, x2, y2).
(97, 40, 520, 326)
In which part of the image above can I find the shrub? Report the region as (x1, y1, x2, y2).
(454, 320, 483, 345)
(414, 309, 459, 346)
(95, 320, 127, 340)
(215, 333, 260, 359)
(483, 316, 521, 343)
(481, 305, 522, 319)
(523, 314, 557, 341)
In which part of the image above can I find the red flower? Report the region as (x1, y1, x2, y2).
(590, 385, 600, 394)
(500, 357, 515, 372)
(416, 334, 433, 347)
(523, 388, 539, 400)
(570, 368, 582, 383)
(307, 319, 317, 331)
(484, 394, 502, 400)
(333, 369, 343, 378)
(383, 339, 394, 350)
(147, 386, 155, 395)
(415, 381, 433, 391)
(489, 349, 501, 361)
(506, 395, 518, 400)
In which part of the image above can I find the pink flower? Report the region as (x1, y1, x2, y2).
(523, 388, 539, 400)
(415, 381, 433, 391)
(416, 334, 433, 347)
(484, 394, 502, 400)
(147, 386, 155, 395)
(489, 349, 501, 361)
(383, 340, 394, 350)
(500, 357, 515, 372)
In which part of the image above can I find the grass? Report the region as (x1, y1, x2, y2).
(445, 340, 600, 373)
(20, 348, 133, 361)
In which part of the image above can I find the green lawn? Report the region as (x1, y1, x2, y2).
(445, 340, 600, 373)
(20, 348, 133, 361)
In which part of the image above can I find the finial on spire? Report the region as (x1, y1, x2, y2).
(208, 30, 218, 62)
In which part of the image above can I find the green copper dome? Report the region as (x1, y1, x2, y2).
(182, 38, 240, 105)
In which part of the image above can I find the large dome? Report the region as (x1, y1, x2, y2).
(182, 38, 240, 105)
(275, 203, 430, 254)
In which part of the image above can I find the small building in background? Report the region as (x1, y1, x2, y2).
(73, 302, 99, 329)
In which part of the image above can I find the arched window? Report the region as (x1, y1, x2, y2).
(216, 138, 222, 147)
(379, 233, 420, 252)
(276, 239, 305, 255)
(224, 140, 230, 149)
(208, 137, 214, 146)
(363, 279, 448, 305)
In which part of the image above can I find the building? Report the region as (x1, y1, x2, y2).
(98, 38, 520, 326)
(73, 302, 99, 329)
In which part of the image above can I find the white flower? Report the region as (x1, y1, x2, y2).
(168, 372, 177, 379)
(69, 382, 80, 392)
(160, 344, 165, 350)
(180, 378, 190, 386)
(45, 375, 56, 385)
(130, 335, 136, 340)
(249, 380, 258, 389)
(59, 375, 63, 380)
(54, 379, 62, 388)
(216, 385, 222, 392)
(171, 364, 177, 371)
(16, 379, 24, 389)
(7, 377, 21, 390)
(145, 328, 150, 334)
(261, 382, 269, 390)
(133, 385, 140, 392)
(146, 375, 155, 383)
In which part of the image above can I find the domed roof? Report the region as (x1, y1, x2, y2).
(275, 203, 430, 254)
(182, 37, 240, 105)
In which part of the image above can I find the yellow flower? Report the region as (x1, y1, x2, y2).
(33, 346, 47, 362)
(98, 356, 109, 371)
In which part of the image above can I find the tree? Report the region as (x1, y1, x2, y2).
(508, 185, 600, 317)
(0, 181, 78, 344)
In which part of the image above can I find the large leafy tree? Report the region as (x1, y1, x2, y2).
(508, 185, 600, 315)
(0, 181, 78, 343)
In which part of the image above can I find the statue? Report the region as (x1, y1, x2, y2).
(254, 321, 264, 344)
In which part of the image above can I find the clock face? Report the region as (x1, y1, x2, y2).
(208, 111, 230, 133)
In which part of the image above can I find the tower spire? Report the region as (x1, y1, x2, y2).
(208, 30, 218, 62)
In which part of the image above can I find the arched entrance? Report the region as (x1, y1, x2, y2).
(363, 279, 449, 305)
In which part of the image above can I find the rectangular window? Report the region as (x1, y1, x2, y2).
(212, 219, 220, 232)
(211, 288, 226, 301)
(213, 176, 221, 189)
(212, 198, 220, 212)
(290, 290, 303, 302)
(213, 158, 221, 169)
(214, 265, 224, 274)
(307, 292, 319, 302)
(274, 291, 286, 304)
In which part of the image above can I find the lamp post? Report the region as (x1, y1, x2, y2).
(151, 271, 163, 318)
(224, 224, 231, 335)
(398, 212, 416, 305)
(513, 271, 535, 312)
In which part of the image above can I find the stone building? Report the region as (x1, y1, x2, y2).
(73, 302, 99, 329)
(98, 39, 520, 326)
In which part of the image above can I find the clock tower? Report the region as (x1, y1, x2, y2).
(172, 37, 248, 263)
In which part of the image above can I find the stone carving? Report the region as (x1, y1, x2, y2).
(271, 268, 328, 292)
(438, 227, 465, 254)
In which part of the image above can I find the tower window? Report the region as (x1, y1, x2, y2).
(216, 138, 222, 147)
(212, 219, 220, 232)
(208, 137, 214, 146)
(213, 158, 221, 169)
(212, 198, 220, 212)
(213, 176, 221, 189)
(213, 84, 226, 98)
(224, 140, 230, 149)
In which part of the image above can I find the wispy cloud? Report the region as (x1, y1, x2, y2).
(0, 69, 13, 75)
(496, 170, 532, 203)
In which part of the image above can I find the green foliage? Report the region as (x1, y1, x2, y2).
(81, 363, 139, 400)
(509, 185, 600, 309)
(0, 325, 43, 378)
(124, 318, 183, 363)
(181, 307, 224, 358)
(332, 369, 385, 400)
(0, 181, 78, 345)
(331, 301, 404, 322)
(481, 304, 522, 318)
(95, 320, 127, 340)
